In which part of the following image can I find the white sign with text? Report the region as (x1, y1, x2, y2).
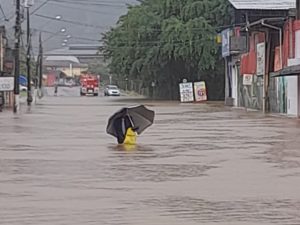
(256, 42, 265, 76)
(0, 77, 14, 91)
(243, 74, 253, 86)
(179, 82, 194, 103)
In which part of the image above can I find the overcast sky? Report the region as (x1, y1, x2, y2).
(0, 0, 137, 53)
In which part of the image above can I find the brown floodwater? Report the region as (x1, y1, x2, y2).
(1, 90, 300, 225)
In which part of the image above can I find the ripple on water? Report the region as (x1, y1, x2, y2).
(143, 197, 300, 224)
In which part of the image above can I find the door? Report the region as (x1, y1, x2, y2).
(231, 65, 238, 107)
(287, 76, 298, 116)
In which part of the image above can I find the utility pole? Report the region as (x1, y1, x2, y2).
(297, 0, 300, 20)
(14, 0, 21, 113)
(26, 7, 33, 106)
(38, 32, 43, 91)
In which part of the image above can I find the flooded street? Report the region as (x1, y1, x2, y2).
(1, 92, 300, 225)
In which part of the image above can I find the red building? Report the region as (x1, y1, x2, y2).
(221, 0, 300, 117)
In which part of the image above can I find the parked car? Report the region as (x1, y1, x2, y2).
(20, 85, 27, 92)
(104, 85, 120, 96)
(65, 78, 75, 87)
(65, 80, 74, 87)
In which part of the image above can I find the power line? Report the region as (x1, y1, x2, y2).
(32, 12, 238, 34)
(30, 0, 49, 15)
(42, 31, 60, 43)
(0, 3, 9, 21)
(47, 0, 122, 15)
(52, 0, 129, 3)
(31, 28, 101, 42)
(49, 0, 127, 8)
(4, 0, 49, 26)
(34, 13, 110, 30)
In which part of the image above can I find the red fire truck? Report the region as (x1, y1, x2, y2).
(80, 74, 99, 96)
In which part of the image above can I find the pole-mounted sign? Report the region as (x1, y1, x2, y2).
(21, 0, 34, 8)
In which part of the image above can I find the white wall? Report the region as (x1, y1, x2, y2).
(299, 77, 300, 117)
(287, 58, 300, 116)
(287, 76, 298, 116)
(231, 65, 238, 107)
(295, 30, 300, 118)
(295, 30, 300, 58)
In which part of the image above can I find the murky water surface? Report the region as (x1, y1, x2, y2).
(1, 93, 300, 225)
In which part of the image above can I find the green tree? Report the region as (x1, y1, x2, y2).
(88, 59, 110, 84)
(19, 49, 37, 80)
(102, 0, 231, 99)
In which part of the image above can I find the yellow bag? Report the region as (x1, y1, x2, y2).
(123, 127, 137, 145)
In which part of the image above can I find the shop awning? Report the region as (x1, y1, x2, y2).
(270, 64, 300, 77)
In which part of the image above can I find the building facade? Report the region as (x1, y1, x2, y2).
(222, 0, 300, 118)
(0, 26, 14, 109)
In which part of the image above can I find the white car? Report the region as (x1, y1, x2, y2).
(20, 85, 27, 91)
(65, 79, 75, 87)
(104, 85, 120, 96)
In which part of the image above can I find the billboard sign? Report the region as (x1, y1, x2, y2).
(0, 77, 14, 91)
(179, 82, 194, 103)
(256, 42, 265, 76)
(194, 81, 207, 102)
(221, 29, 230, 57)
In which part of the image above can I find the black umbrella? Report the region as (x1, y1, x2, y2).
(106, 105, 155, 140)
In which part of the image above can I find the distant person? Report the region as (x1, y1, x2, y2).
(54, 81, 58, 96)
